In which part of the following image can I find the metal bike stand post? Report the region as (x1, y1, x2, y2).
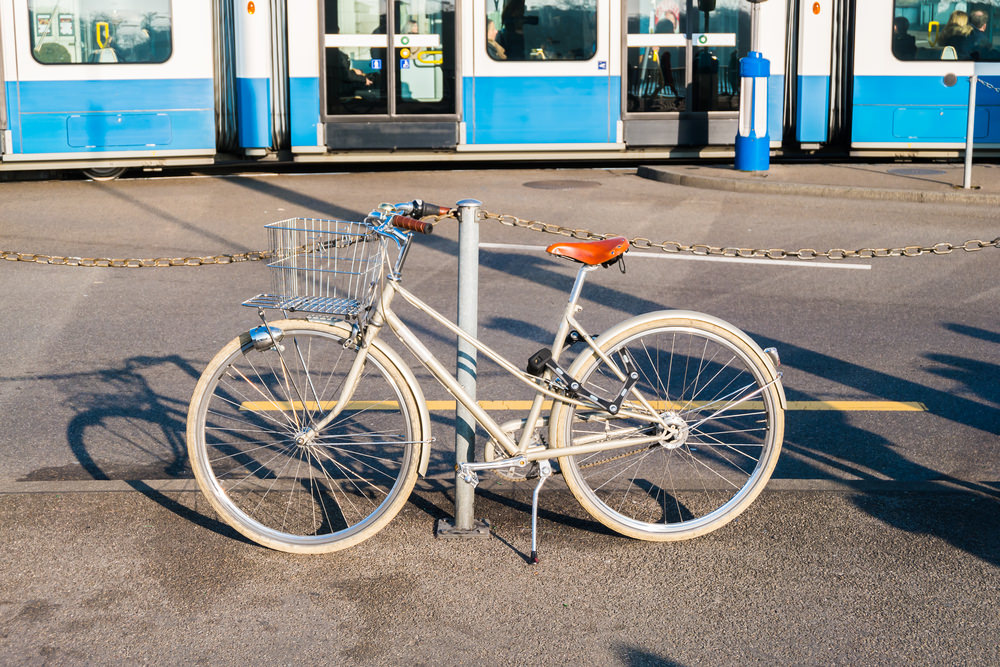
(964, 73, 978, 190)
(436, 198, 490, 539)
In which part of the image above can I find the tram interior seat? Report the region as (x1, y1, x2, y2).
(93, 49, 120, 63)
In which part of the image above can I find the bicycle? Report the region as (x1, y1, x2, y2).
(186, 200, 786, 559)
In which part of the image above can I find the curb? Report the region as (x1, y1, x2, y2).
(637, 165, 1000, 206)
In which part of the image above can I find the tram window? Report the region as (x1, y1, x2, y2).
(892, 1, 1000, 61)
(625, 0, 746, 113)
(486, 0, 597, 61)
(28, 0, 172, 65)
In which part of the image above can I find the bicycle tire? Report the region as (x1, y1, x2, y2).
(549, 312, 784, 541)
(187, 319, 423, 553)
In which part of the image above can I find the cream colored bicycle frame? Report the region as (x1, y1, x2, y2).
(309, 261, 689, 465)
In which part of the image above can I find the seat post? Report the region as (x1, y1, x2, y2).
(567, 264, 598, 310)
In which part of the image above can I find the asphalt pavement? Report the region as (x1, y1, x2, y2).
(1, 163, 997, 665)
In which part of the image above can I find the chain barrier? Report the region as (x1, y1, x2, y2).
(978, 78, 1000, 94)
(0, 249, 272, 267)
(1, 209, 997, 267)
(479, 210, 1000, 261)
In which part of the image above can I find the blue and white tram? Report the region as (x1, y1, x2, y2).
(851, 0, 1000, 152)
(0, 1, 216, 177)
(1, 0, 998, 177)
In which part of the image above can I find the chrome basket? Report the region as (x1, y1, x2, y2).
(243, 217, 387, 317)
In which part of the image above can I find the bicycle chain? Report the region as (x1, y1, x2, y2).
(2, 209, 996, 267)
(480, 210, 1000, 261)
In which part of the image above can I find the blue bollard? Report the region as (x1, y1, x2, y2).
(735, 51, 770, 172)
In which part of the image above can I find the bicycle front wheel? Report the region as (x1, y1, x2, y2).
(550, 313, 784, 541)
(187, 320, 422, 554)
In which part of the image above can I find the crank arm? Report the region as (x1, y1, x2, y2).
(457, 456, 529, 487)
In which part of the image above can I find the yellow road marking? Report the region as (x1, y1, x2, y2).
(786, 401, 926, 411)
(240, 399, 927, 412)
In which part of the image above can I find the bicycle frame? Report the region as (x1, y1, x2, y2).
(306, 254, 674, 467)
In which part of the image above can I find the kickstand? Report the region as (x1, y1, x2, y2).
(529, 460, 553, 564)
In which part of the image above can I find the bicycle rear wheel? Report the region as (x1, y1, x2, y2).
(187, 320, 422, 553)
(550, 313, 784, 541)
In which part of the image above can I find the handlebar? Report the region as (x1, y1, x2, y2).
(410, 199, 452, 219)
(378, 199, 453, 235)
(391, 215, 434, 235)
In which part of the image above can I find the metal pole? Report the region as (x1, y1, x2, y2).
(436, 198, 490, 539)
(964, 74, 977, 190)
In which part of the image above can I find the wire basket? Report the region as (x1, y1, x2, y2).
(243, 218, 387, 317)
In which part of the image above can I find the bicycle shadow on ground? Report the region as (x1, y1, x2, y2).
(45, 353, 473, 545)
(19, 355, 197, 482)
(25, 354, 258, 547)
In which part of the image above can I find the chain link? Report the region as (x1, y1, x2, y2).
(2, 208, 997, 267)
(978, 78, 1000, 94)
(0, 249, 272, 267)
(480, 210, 1000, 261)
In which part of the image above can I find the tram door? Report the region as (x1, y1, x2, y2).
(322, 0, 457, 149)
(623, 0, 750, 146)
(465, 0, 618, 146)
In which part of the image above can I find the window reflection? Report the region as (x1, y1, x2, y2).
(892, 1, 999, 61)
(395, 0, 455, 114)
(325, 0, 388, 115)
(29, 0, 171, 64)
(486, 0, 597, 61)
(626, 0, 745, 114)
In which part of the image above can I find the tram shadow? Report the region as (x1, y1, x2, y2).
(467, 249, 1000, 567)
(753, 323, 1000, 568)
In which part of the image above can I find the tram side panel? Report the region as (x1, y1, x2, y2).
(1, 1, 12, 153)
(796, 0, 832, 144)
(852, 0, 1000, 150)
(3, 1, 215, 166)
(464, 0, 619, 147)
(287, 0, 323, 152)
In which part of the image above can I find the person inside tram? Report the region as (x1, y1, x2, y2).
(892, 15, 917, 60)
(487, 19, 506, 60)
(497, 0, 537, 60)
(370, 15, 388, 64)
(653, 18, 677, 97)
(326, 47, 374, 104)
(968, 9, 992, 58)
(939, 10, 974, 59)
